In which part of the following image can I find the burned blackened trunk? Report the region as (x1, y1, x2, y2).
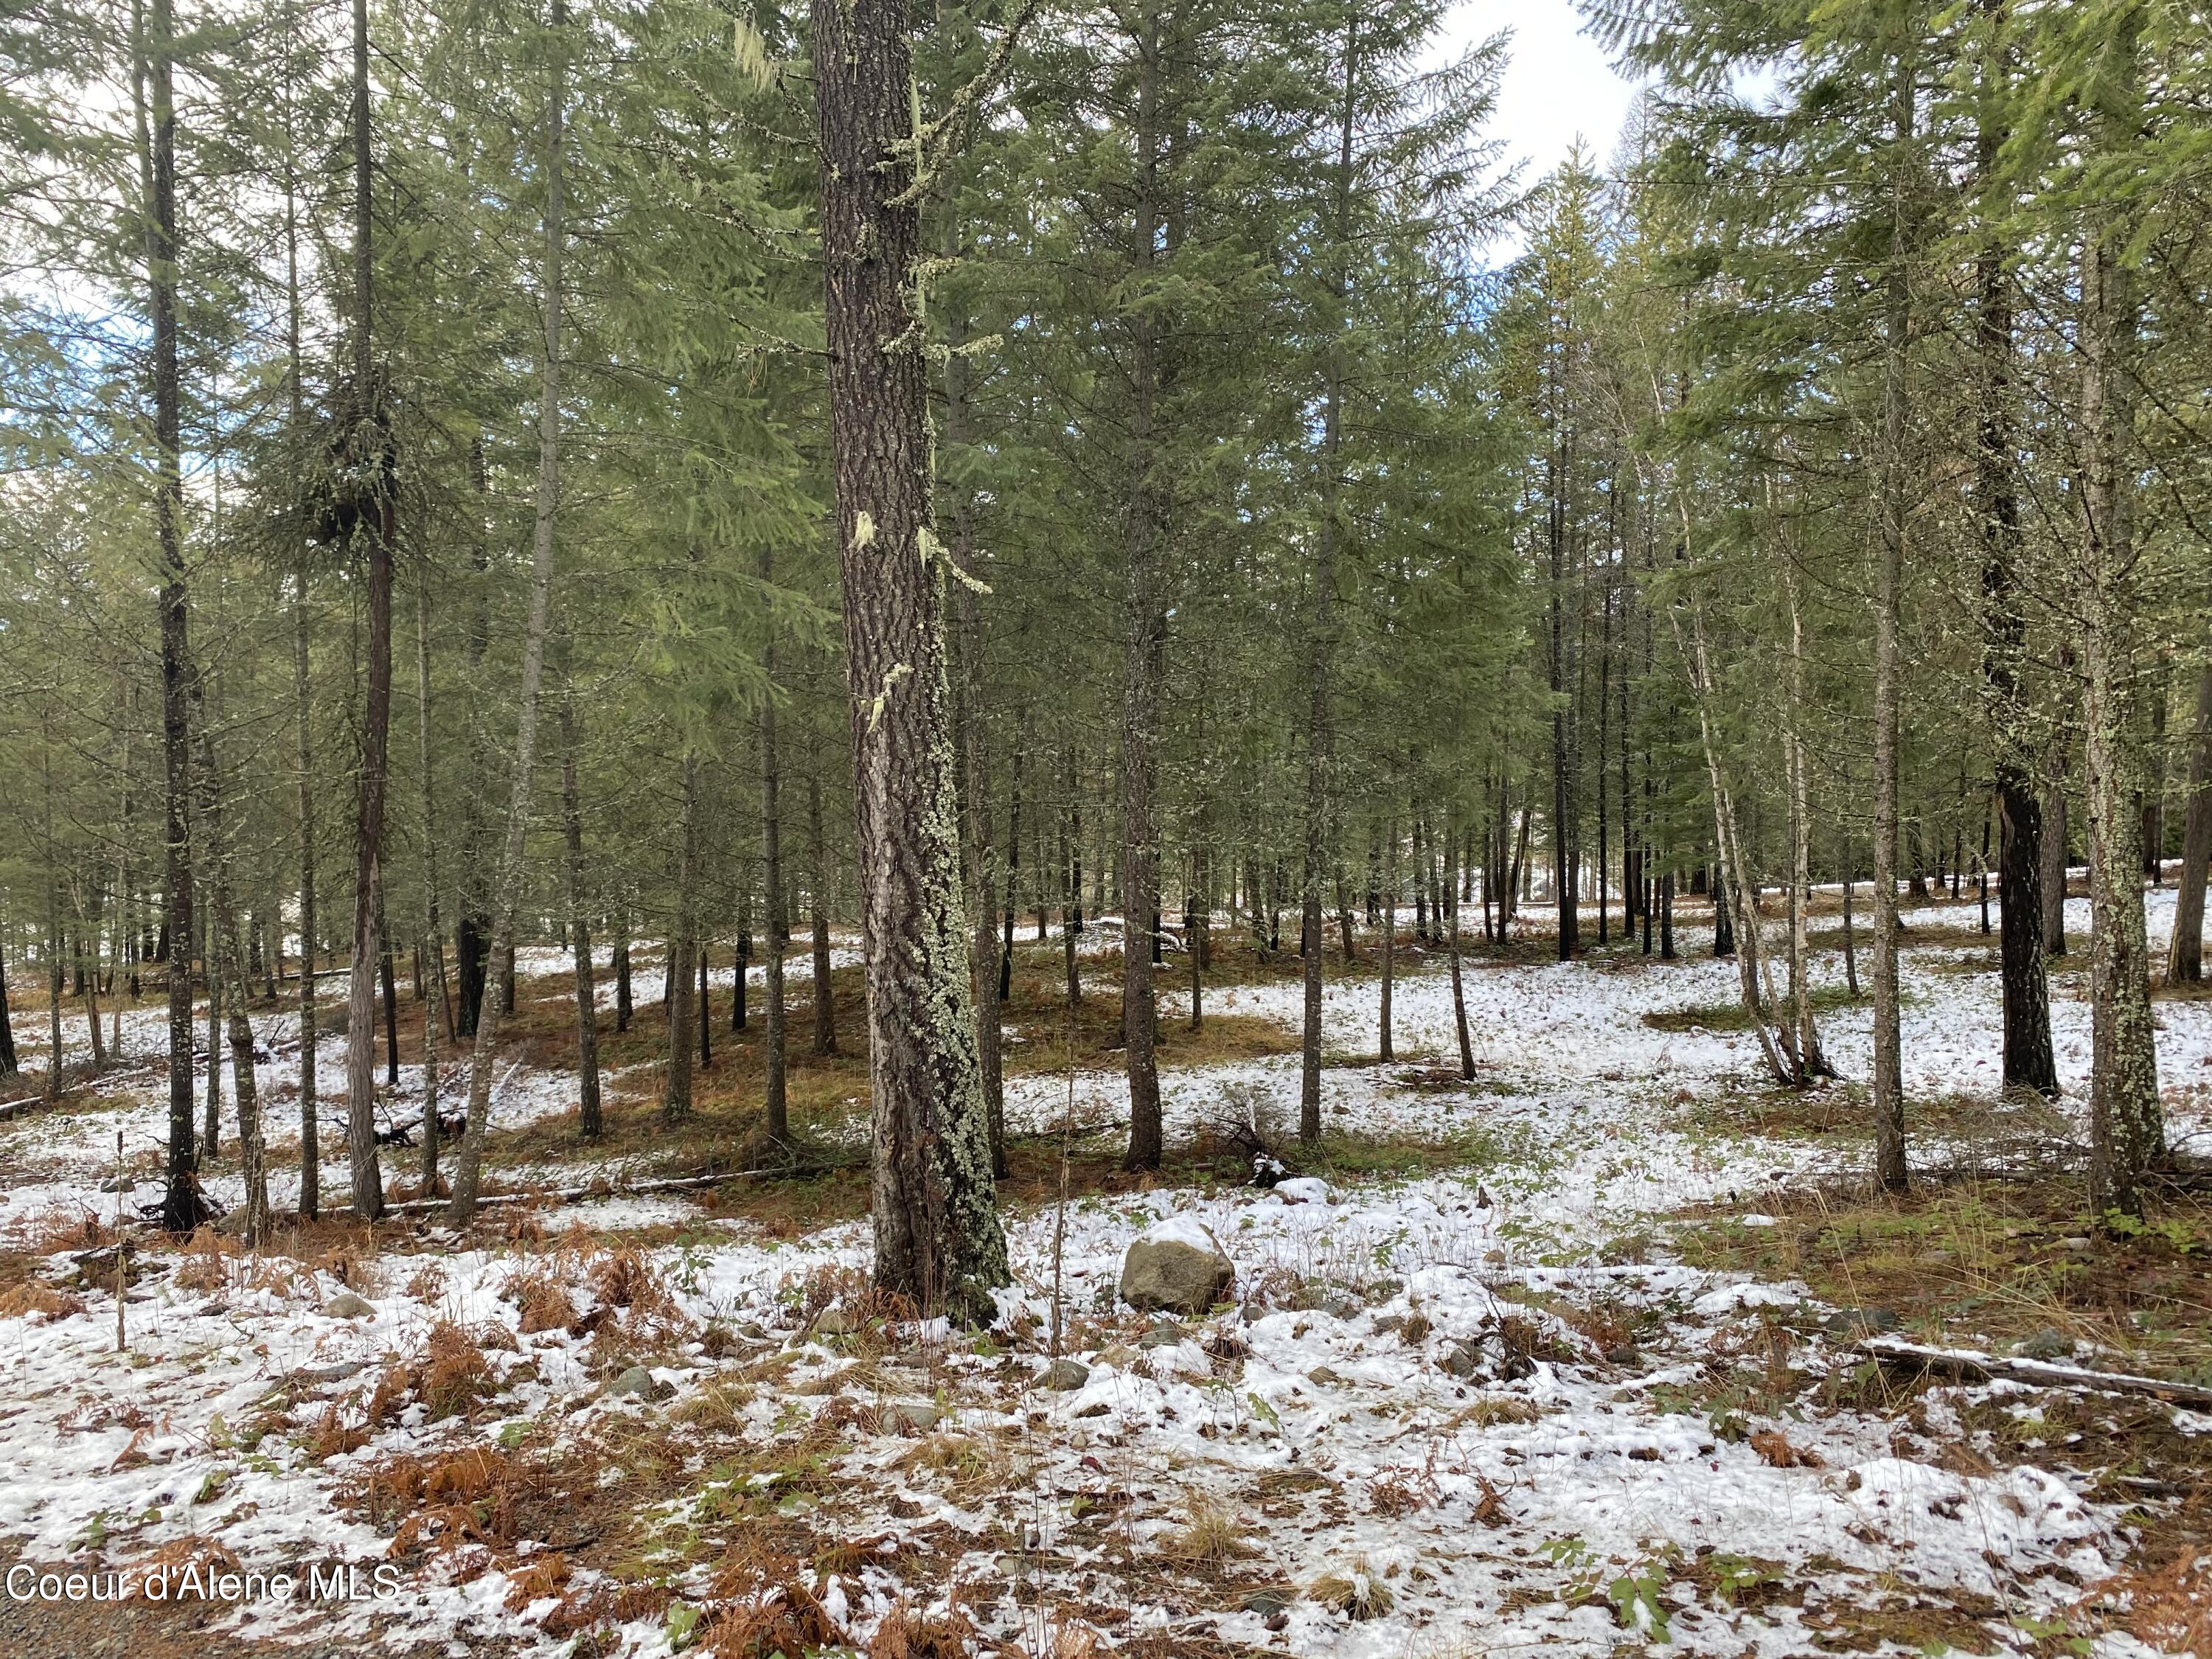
(812, 0, 1008, 1313)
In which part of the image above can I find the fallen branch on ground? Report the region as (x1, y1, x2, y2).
(1855, 1335, 2212, 1408)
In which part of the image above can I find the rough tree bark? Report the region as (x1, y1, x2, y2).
(2077, 33, 2163, 1219)
(812, 0, 1009, 1314)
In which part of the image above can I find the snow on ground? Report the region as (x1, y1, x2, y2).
(0, 889, 2202, 1655)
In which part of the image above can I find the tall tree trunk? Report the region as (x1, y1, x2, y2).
(204, 921, 221, 1155)
(947, 457, 1005, 1175)
(341, 0, 392, 1222)
(192, 682, 271, 1244)
(761, 611, 790, 1146)
(2166, 659, 2212, 983)
(378, 881, 397, 1086)
(141, 0, 206, 1233)
(286, 175, 318, 1217)
(0, 936, 17, 1078)
(813, 0, 1009, 1313)
(445, 6, 565, 1222)
(999, 741, 1022, 1001)
(2078, 39, 2163, 1218)
(2044, 703, 2072, 955)
(414, 584, 446, 1188)
(1781, 538, 1833, 1078)
(559, 694, 602, 1138)
(1446, 810, 1474, 1081)
(663, 761, 699, 1127)
(1120, 4, 1166, 1174)
(1972, 19, 2056, 1091)
(1870, 50, 1912, 1192)
(1379, 815, 1396, 1062)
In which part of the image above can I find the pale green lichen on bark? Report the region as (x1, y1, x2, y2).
(911, 617, 1009, 1318)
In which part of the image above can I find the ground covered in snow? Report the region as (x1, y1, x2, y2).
(0, 888, 2208, 1657)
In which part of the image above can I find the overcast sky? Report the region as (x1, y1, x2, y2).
(1445, 0, 1646, 255)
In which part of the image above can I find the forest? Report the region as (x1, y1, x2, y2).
(0, 0, 2209, 1654)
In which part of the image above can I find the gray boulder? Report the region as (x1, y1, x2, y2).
(1119, 1225, 1234, 1315)
(323, 1291, 375, 1320)
(1038, 1357, 1090, 1392)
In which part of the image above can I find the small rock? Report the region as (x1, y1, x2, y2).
(815, 1307, 860, 1335)
(1605, 1344, 1642, 1366)
(1439, 1339, 1484, 1379)
(1273, 1177, 1332, 1205)
(1242, 1589, 1293, 1618)
(2020, 1328, 2073, 1361)
(1074, 1401, 1110, 1419)
(98, 1176, 135, 1194)
(883, 1402, 942, 1434)
(1119, 1224, 1235, 1315)
(1306, 1366, 1343, 1386)
(1321, 1292, 1363, 1321)
(608, 1365, 657, 1399)
(214, 1206, 251, 1237)
(1371, 1313, 1405, 1336)
(2063, 1237, 2092, 1253)
(1138, 1321, 1189, 1350)
(323, 1291, 375, 1320)
(1039, 1358, 1090, 1392)
(1240, 1302, 1267, 1326)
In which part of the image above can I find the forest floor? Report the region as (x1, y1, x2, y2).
(0, 886, 2209, 1658)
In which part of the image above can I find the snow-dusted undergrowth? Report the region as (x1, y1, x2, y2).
(0, 896, 2202, 1656)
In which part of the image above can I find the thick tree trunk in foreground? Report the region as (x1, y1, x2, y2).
(2077, 118, 2163, 1221)
(813, 0, 1008, 1315)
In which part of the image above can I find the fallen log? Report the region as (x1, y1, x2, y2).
(1855, 1335, 2212, 1409)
